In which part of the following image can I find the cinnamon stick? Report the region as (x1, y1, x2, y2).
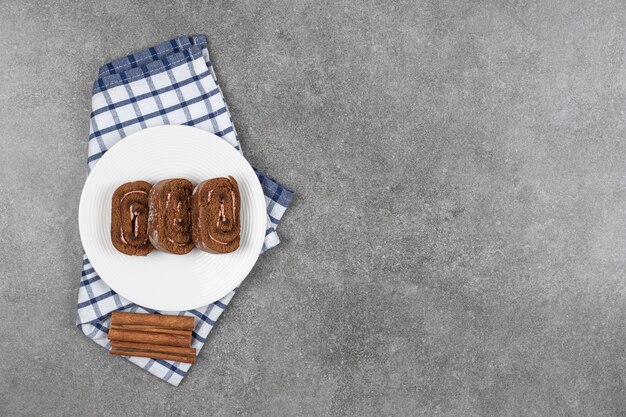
(110, 340, 196, 356)
(111, 312, 194, 330)
(108, 328, 191, 347)
(110, 348, 196, 364)
(109, 324, 191, 336)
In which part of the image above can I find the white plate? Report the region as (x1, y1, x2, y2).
(78, 125, 266, 311)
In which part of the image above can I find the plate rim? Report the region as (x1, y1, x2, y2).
(78, 125, 265, 311)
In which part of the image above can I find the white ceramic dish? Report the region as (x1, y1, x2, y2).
(78, 125, 266, 311)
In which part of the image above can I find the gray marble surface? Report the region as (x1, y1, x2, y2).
(1, 1, 625, 416)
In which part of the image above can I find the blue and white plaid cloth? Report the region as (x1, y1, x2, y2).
(76, 35, 293, 386)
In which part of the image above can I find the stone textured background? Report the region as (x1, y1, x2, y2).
(1, 1, 625, 416)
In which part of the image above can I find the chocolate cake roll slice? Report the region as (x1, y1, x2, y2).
(147, 178, 194, 255)
(192, 176, 241, 254)
(111, 181, 154, 256)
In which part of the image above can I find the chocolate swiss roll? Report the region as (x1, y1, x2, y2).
(192, 176, 241, 254)
(111, 181, 154, 256)
(147, 178, 194, 255)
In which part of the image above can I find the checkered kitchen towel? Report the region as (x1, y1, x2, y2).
(76, 35, 293, 386)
